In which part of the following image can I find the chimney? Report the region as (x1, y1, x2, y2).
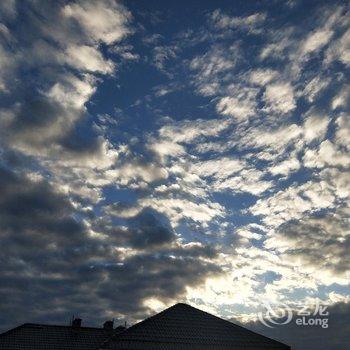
(72, 318, 82, 328)
(114, 325, 126, 333)
(103, 320, 114, 330)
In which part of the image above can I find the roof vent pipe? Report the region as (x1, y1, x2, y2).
(103, 320, 114, 330)
(72, 318, 82, 328)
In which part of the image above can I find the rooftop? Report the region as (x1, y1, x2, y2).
(0, 303, 290, 350)
(102, 303, 291, 350)
(0, 322, 113, 350)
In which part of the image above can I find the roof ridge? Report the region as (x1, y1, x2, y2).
(0, 322, 108, 336)
(109, 303, 289, 348)
(23, 323, 106, 330)
(174, 304, 289, 347)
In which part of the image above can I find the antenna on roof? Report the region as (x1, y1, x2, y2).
(70, 315, 74, 326)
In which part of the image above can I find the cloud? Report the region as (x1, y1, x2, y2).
(0, 159, 222, 331)
(325, 28, 350, 67)
(301, 29, 333, 56)
(303, 140, 350, 168)
(0, 0, 349, 340)
(244, 301, 350, 350)
(263, 82, 296, 114)
(303, 75, 331, 103)
(251, 180, 336, 227)
(190, 45, 238, 96)
(154, 116, 232, 147)
(211, 10, 266, 32)
(332, 84, 350, 110)
(335, 113, 350, 148)
(216, 95, 256, 121)
(266, 208, 350, 280)
(190, 158, 245, 180)
(63, 45, 115, 73)
(269, 156, 300, 177)
(62, 0, 131, 45)
(303, 113, 329, 142)
(153, 45, 178, 72)
(249, 69, 278, 86)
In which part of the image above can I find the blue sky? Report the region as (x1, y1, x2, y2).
(0, 0, 349, 348)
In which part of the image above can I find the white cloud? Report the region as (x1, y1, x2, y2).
(332, 84, 350, 110)
(251, 180, 335, 227)
(211, 10, 266, 32)
(263, 82, 296, 114)
(190, 158, 245, 180)
(303, 140, 350, 168)
(63, 45, 115, 73)
(238, 123, 303, 156)
(158, 117, 232, 144)
(303, 113, 329, 142)
(62, 0, 131, 45)
(269, 157, 300, 176)
(216, 95, 256, 121)
(325, 28, 350, 67)
(303, 75, 330, 102)
(214, 168, 272, 196)
(153, 45, 177, 71)
(46, 74, 96, 109)
(106, 162, 169, 186)
(190, 46, 238, 96)
(301, 29, 333, 55)
(139, 197, 225, 226)
(249, 69, 278, 86)
(321, 168, 350, 200)
(335, 113, 350, 149)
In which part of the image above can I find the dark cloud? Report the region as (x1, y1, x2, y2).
(0, 162, 221, 332)
(101, 206, 176, 249)
(276, 209, 350, 275)
(241, 302, 350, 350)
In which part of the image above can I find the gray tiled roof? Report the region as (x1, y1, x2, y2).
(0, 323, 112, 350)
(102, 303, 291, 350)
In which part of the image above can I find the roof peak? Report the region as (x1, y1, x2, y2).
(105, 302, 290, 349)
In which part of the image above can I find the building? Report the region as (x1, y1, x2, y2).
(0, 303, 291, 349)
(101, 303, 290, 349)
(0, 318, 120, 350)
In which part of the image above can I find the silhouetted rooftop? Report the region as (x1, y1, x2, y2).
(102, 303, 291, 350)
(0, 322, 113, 350)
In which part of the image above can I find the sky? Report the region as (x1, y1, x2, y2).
(0, 0, 349, 349)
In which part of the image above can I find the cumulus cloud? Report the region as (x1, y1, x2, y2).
(301, 29, 333, 56)
(265, 208, 350, 281)
(263, 82, 296, 114)
(0, 158, 222, 331)
(325, 28, 350, 67)
(251, 180, 336, 227)
(249, 69, 278, 86)
(303, 113, 329, 142)
(303, 140, 350, 168)
(216, 95, 256, 121)
(63, 45, 115, 73)
(190, 45, 239, 96)
(62, 0, 131, 45)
